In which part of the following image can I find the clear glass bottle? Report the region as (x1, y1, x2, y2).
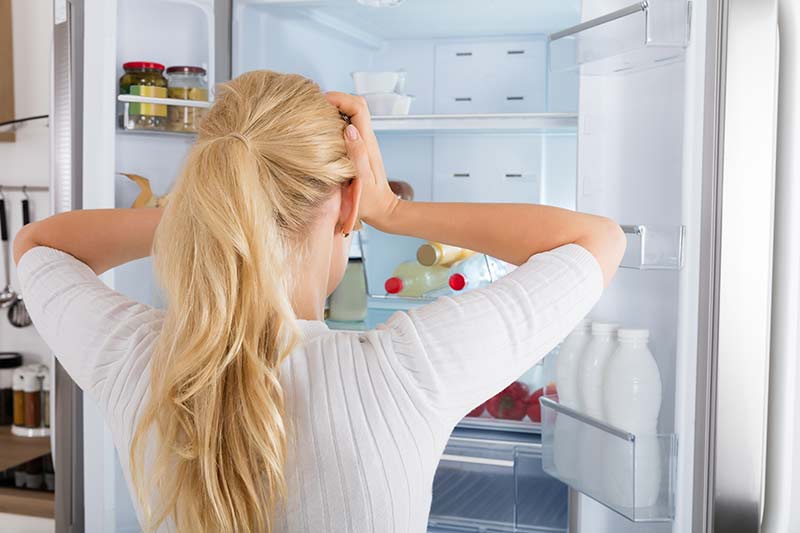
(166, 66, 208, 132)
(119, 61, 168, 130)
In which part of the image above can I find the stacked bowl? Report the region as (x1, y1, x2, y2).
(351, 71, 414, 115)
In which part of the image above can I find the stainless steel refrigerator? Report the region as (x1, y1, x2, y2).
(50, 0, 800, 531)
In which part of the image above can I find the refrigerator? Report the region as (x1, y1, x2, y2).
(48, 0, 800, 531)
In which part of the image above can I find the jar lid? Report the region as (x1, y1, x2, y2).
(23, 371, 43, 392)
(0, 352, 22, 368)
(123, 61, 165, 71)
(166, 65, 206, 75)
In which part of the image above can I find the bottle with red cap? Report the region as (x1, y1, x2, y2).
(384, 262, 449, 297)
(447, 254, 494, 292)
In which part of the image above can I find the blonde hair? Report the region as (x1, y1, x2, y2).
(130, 70, 354, 532)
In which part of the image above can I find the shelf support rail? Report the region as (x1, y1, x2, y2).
(549, 1, 648, 42)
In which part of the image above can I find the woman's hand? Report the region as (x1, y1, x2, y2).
(325, 92, 400, 231)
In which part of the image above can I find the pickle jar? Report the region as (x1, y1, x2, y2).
(119, 61, 168, 130)
(166, 66, 208, 132)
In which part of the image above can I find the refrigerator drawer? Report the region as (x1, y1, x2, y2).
(429, 436, 567, 532)
(539, 396, 677, 522)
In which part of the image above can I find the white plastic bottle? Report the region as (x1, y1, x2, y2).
(553, 318, 592, 483)
(578, 322, 619, 419)
(555, 318, 592, 409)
(602, 329, 662, 508)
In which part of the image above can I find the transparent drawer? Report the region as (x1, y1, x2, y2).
(430, 433, 567, 532)
(549, 0, 689, 75)
(539, 396, 677, 522)
(620, 224, 685, 270)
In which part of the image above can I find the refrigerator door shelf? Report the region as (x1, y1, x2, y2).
(539, 396, 677, 523)
(430, 434, 568, 532)
(549, 0, 690, 76)
(620, 224, 685, 270)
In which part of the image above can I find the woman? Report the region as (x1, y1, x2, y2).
(13, 71, 625, 532)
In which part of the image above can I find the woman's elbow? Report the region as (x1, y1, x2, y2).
(596, 218, 626, 286)
(576, 217, 626, 287)
(13, 222, 39, 265)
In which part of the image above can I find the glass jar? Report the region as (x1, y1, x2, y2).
(119, 61, 168, 130)
(166, 66, 208, 132)
(0, 353, 22, 425)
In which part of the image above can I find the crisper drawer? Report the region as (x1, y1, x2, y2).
(429, 432, 567, 532)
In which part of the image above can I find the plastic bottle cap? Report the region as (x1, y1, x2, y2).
(384, 277, 403, 294)
(591, 322, 619, 335)
(618, 328, 650, 341)
(416, 244, 438, 266)
(572, 318, 592, 334)
(449, 273, 467, 291)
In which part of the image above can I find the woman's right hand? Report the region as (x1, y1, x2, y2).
(325, 92, 400, 231)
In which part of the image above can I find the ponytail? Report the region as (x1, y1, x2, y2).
(130, 71, 354, 532)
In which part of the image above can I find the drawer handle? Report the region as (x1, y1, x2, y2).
(455, 51, 473, 57)
(506, 96, 525, 101)
(440, 454, 515, 468)
(452, 173, 471, 178)
(507, 50, 525, 55)
(505, 173, 524, 178)
(454, 97, 472, 102)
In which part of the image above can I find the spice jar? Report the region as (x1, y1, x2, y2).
(119, 61, 168, 130)
(23, 369, 42, 428)
(166, 66, 208, 132)
(42, 373, 50, 428)
(12, 368, 25, 426)
(25, 459, 43, 490)
(0, 353, 22, 425)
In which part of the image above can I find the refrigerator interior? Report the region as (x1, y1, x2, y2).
(80, 0, 706, 532)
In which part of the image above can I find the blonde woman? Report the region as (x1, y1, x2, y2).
(13, 71, 625, 532)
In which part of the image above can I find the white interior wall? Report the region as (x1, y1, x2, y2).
(0, 0, 54, 368)
(574, 39, 685, 533)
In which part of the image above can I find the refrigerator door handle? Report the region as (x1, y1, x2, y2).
(704, 0, 780, 531)
(52, 0, 85, 531)
(763, 1, 800, 531)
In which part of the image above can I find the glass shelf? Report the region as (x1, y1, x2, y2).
(117, 94, 210, 135)
(372, 113, 578, 135)
(540, 396, 677, 522)
(549, 0, 689, 75)
(620, 224, 685, 270)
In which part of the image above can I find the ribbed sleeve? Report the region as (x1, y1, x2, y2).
(16, 242, 604, 533)
(382, 243, 603, 426)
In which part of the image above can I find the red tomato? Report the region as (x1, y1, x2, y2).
(466, 403, 485, 417)
(486, 381, 530, 420)
(526, 383, 558, 423)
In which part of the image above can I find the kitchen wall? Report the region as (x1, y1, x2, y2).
(0, 0, 53, 367)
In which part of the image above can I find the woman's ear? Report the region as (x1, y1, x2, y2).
(339, 178, 362, 235)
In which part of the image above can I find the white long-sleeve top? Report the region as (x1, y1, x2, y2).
(18, 243, 602, 532)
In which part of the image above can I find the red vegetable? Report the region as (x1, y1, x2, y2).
(466, 403, 485, 417)
(486, 381, 530, 420)
(526, 383, 558, 423)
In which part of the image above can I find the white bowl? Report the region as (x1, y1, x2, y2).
(363, 93, 414, 116)
(351, 71, 405, 95)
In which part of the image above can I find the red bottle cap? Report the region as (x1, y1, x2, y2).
(449, 273, 467, 291)
(385, 277, 403, 294)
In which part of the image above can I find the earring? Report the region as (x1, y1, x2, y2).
(343, 232, 350, 238)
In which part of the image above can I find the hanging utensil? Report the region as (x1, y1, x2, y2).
(9, 188, 32, 327)
(0, 188, 17, 308)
